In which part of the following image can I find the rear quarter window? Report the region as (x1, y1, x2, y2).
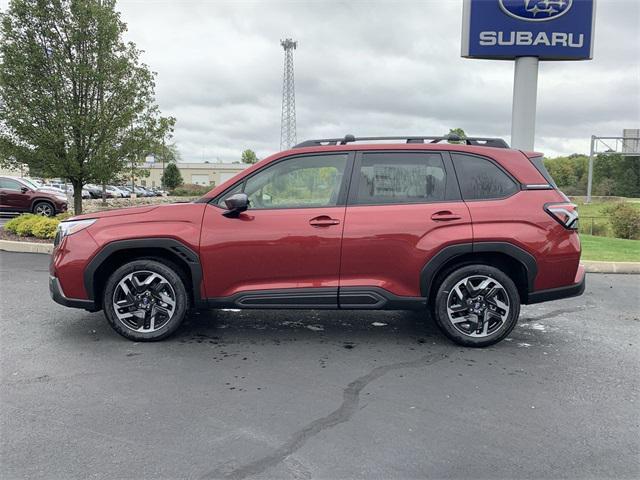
(451, 154, 519, 200)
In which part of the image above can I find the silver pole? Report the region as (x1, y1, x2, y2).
(510, 57, 539, 151)
(586, 135, 595, 204)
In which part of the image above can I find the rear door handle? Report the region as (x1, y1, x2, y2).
(309, 215, 341, 227)
(431, 211, 462, 221)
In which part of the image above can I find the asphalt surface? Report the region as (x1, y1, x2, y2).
(1, 252, 638, 480)
(0, 215, 14, 227)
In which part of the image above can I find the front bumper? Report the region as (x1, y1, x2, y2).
(49, 275, 97, 311)
(527, 265, 586, 304)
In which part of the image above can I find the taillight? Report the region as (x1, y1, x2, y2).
(545, 203, 579, 230)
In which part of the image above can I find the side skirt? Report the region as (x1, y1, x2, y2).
(206, 287, 426, 311)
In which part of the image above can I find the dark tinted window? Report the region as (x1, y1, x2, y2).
(452, 154, 518, 200)
(530, 156, 557, 188)
(354, 153, 446, 204)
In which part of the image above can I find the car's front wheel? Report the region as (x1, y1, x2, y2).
(103, 259, 189, 341)
(33, 201, 55, 217)
(433, 264, 520, 347)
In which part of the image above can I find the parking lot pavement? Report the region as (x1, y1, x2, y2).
(1, 251, 638, 480)
(0, 215, 16, 227)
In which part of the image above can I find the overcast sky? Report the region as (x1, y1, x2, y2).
(3, 0, 639, 161)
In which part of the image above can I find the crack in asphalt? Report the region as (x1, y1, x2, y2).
(200, 352, 447, 480)
(523, 306, 589, 322)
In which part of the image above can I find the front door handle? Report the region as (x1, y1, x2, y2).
(309, 215, 341, 227)
(431, 211, 462, 221)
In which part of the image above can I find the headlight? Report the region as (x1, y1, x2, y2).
(55, 195, 67, 201)
(55, 219, 96, 245)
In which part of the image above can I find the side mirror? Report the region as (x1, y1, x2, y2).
(20, 187, 29, 193)
(222, 193, 249, 218)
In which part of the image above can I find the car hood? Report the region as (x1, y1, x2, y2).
(69, 205, 159, 221)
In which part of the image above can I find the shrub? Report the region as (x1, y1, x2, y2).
(171, 183, 210, 196)
(4, 214, 37, 234)
(579, 218, 610, 237)
(605, 203, 640, 240)
(4, 213, 61, 239)
(31, 217, 60, 239)
(15, 216, 42, 237)
(56, 212, 73, 221)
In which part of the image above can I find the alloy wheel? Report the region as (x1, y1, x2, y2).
(35, 203, 53, 216)
(446, 275, 510, 338)
(112, 270, 176, 333)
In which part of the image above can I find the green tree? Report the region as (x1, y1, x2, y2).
(241, 149, 258, 164)
(0, 0, 169, 213)
(447, 128, 467, 144)
(161, 162, 182, 190)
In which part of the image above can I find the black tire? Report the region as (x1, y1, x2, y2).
(103, 259, 189, 341)
(33, 201, 55, 217)
(433, 264, 520, 348)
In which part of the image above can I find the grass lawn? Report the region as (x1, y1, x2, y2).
(573, 198, 640, 218)
(580, 234, 640, 262)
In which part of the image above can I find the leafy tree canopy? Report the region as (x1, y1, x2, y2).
(161, 162, 182, 190)
(0, 0, 172, 213)
(241, 149, 258, 164)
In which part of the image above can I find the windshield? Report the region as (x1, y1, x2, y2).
(20, 178, 40, 190)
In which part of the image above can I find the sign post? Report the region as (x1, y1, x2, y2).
(511, 56, 539, 151)
(462, 0, 596, 150)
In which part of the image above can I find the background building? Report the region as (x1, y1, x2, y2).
(143, 162, 248, 188)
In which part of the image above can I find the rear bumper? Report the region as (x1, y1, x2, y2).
(527, 265, 586, 304)
(49, 275, 97, 311)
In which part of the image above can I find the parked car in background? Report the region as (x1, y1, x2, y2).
(84, 184, 103, 199)
(106, 185, 126, 198)
(42, 181, 91, 199)
(0, 176, 67, 216)
(50, 134, 584, 345)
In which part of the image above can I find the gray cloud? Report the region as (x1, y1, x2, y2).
(4, 0, 639, 159)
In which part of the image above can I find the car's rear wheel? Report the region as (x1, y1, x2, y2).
(103, 260, 189, 341)
(433, 264, 520, 347)
(33, 201, 54, 217)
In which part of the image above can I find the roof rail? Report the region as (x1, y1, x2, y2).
(293, 134, 510, 149)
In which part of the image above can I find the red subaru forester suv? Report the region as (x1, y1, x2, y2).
(50, 135, 584, 347)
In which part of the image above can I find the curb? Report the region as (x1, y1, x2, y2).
(582, 260, 640, 274)
(0, 240, 53, 254)
(1, 239, 639, 274)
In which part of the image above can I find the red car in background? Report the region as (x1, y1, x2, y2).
(49, 135, 584, 347)
(0, 176, 68, 216)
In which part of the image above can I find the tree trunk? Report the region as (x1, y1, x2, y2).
(102, 183, 107, 205)
(72, 180, 83, 215)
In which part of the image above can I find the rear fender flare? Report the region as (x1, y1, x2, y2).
(420, 242, 537, 300)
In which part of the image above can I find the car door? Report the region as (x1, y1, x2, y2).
(0, 178, 31, 212)
(200, 152, 353, 307)
(339, 150, 473, 304)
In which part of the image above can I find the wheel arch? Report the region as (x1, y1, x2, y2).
(31, 198, 55, 211)
(84, 238, 204, 310)
(421, 242, 537, 304)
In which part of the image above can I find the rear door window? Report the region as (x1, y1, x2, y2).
(451, 154, 519, 200)
(353, 152, 447, 205)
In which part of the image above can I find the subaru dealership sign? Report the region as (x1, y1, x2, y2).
(462, 0, 596, 60)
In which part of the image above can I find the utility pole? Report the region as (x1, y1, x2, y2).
(586, 135, 595, 204)
(280, 38, 297, 150)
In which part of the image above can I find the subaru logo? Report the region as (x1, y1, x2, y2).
(499, 0, 573, 22)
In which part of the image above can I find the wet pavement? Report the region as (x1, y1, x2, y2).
(1, 251, 639, 479)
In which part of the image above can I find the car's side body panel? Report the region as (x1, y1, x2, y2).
(339, 202, 473, 297)
(200, 203, 346, 299)
(465, 189, 581, 290)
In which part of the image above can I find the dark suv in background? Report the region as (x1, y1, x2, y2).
(50, 135, 584, 347)
(0, 176, 68, 216)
